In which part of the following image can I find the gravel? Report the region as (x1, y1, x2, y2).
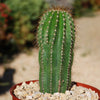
(14, 82, 99, 100)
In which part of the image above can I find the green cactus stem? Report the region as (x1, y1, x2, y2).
(38, 9, 75, 94)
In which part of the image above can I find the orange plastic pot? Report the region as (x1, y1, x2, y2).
(10, 80, 100, 100)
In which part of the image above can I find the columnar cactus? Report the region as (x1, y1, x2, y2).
(38, 9, 75, 94)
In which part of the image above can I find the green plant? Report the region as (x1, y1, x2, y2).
(0, 3, 16, 64)
(38, 9, 75, 94)
(5, 0, 49, 48)
(73, 0, 100, 18)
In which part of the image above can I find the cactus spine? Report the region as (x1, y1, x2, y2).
(38, 9, 75, 94)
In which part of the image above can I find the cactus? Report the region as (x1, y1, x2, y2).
(38, 8, 75, 94)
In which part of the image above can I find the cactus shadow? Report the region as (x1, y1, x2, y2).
(0, 68, 15, 95)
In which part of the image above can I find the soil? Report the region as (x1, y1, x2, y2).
(0, 12, 100, 100)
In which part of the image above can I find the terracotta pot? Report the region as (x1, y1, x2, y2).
(10, 80, 100, 100)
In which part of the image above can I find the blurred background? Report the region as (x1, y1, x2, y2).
(0, 0, 100, 99)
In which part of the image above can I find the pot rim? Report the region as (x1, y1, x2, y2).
(10, 80, 100, 100)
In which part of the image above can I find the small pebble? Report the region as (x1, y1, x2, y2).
(14, 82, 99, 100)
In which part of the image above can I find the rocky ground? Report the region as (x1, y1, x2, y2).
(0, 12, 100, 100)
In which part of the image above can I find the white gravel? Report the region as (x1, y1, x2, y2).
(14, 82, 99, 100)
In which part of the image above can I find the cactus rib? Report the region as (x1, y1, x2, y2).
(38, 9, 75, 94)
